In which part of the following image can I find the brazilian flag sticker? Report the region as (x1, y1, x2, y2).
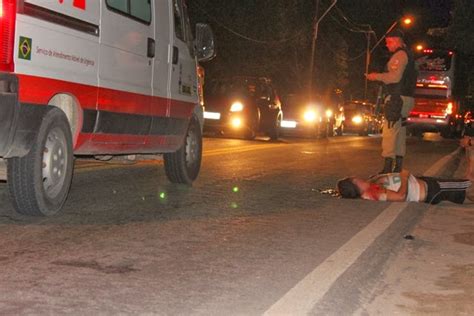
(19, 36, 32, 60)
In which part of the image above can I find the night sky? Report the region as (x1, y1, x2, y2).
(190, 0, 467, 100)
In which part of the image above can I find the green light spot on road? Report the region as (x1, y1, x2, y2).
(232, 186, 239, 193)
(231, 202, 238, 209)
(159, 192, 166, 199)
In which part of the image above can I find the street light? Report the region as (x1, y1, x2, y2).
(403, 17, 413, 26)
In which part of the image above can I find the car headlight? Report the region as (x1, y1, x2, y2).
(352, 115, 363, 124)
(304, 109, 318, 122)
(230, 101, 244, 112)
(325, 109, 333, 118)
(231, 117, 242, 128)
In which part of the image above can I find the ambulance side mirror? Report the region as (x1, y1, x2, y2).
(195, 23, 216, 62)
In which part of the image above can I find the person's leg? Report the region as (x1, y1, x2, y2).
(381, 122, 395, 173)
(434, 178, 471, 204)
(393, 96, 415, 172)
(381, 114, 397, 173)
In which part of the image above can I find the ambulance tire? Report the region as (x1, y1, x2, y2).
(7, 108, 74, 216)
(164, 116, 202, 185)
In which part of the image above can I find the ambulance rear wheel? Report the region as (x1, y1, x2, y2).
(7, 108, 74, 216)
(164, 116, 202, 184)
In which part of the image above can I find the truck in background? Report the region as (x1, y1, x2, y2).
(407, 48, 467, 138)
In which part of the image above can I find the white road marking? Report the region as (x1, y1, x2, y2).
(423, 148, 461, 177)
(263, 202, 408, 316)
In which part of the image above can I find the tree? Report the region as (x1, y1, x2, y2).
(445, 0, 474, 99)
(188, 0, 349, 97)
(445, 0, 474, 54)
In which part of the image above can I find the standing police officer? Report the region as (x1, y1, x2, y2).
(366, 29, 417, 173)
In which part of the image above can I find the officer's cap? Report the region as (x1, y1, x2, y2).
(386, 29, 404, 39)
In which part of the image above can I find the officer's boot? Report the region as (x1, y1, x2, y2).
(379, 157, 393, 174)
(393, 156, 403, 173)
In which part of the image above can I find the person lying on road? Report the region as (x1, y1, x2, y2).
(337, 169, 472, 204)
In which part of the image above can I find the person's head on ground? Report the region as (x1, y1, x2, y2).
(337, 177, 361, 198)
(385, 29, 405, 52)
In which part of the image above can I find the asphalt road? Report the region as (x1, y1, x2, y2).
(0, 133, 459, 314)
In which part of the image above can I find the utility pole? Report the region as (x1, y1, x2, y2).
(308, 0, 320, 99)
(308, 0, 337, 99)
(364, 33, 371, 100)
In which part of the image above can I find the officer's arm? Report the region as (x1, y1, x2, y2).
(373, 51, 408, 84)
(385, 170, 410, 201)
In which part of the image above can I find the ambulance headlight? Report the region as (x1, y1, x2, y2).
(230, 101, 244, 112)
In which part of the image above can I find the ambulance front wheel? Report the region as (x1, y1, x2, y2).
(164, 116, 202, 184)
(7, 108, 74, 216)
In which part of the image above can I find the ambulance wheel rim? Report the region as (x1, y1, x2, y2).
(185, 126, 198, 167)
(42, 126, 69, 199)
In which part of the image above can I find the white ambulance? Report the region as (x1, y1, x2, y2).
(0, 0, 215, 216)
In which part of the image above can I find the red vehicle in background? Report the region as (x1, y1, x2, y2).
(407, 48, 466, 138)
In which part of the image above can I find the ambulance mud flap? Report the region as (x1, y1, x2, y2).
(0, 74, 52, 159)
(164, 116, 202, 184)
(0, 74, 19, 157)
(4, 104, 53, 158)
(7, 108, 73, 216)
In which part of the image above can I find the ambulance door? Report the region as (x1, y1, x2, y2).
(147, 0, 171, 147)
(169, 0, 198, 121)
(96, 0, 154, 144)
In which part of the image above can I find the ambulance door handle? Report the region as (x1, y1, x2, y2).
(172, 46, 179, 65)
(147, 38, 155, 58)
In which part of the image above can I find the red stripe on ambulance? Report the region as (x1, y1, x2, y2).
(17, 74, 194, 118)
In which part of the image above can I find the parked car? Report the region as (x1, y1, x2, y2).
(335, 101, 383, 136)
(203, 77, 283, 140)
(280, 94, 334, 138)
